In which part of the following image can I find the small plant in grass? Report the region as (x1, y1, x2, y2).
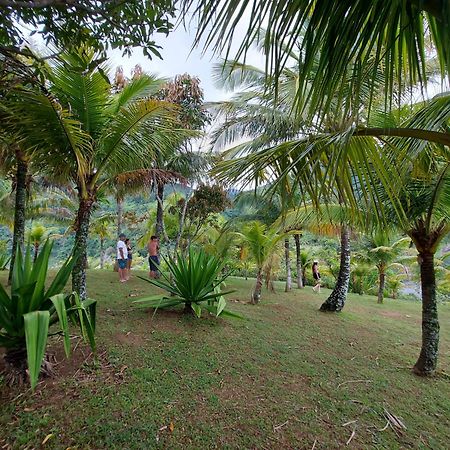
(0, 241, 96, 389)
(134, 248, 241, 318)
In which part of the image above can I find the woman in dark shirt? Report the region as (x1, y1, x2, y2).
(312, 261, 321, 293)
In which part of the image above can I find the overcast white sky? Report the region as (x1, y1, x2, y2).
(108, 15, 265, 103)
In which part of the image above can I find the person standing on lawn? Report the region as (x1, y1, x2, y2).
(147, 235, 160, 278)
(312, 260, 321, 293)
(117, 233, 128, 283)
(125, 238, 133, 280)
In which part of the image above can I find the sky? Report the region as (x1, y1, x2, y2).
(108, 16, 265, 103)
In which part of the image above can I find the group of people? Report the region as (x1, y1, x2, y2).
(117, 233, 321, 290)
(116, 234, 160, 283)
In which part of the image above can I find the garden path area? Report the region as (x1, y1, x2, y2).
(1, 271, 449, 449)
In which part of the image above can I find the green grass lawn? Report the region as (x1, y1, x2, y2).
(1, 270, 449, 449)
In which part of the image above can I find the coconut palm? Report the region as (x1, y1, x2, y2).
(238, 221, 282, 303)
(0, 48, 194, 298)
(365, 231, 410, 304)
(0, 144, 31, 283)
(185, 0, 449, 120)
(385, 152, 449, 375)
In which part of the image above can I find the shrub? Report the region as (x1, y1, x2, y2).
(134, 248, 241, 318)
(0, 241, 96, 389)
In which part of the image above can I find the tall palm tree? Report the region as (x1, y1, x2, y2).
(0, 144, 31, 283)
(1, 48, 194, 298)
(386, 152, 449, 376)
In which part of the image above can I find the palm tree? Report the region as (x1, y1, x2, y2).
(386, 153, 449, 376)
(1, 48, 193, 298)
(365, 231, 409, 304)
(185, 0, 449, 120)
(90, 216, 113, 269)
(0, 144, 30, 283)
(238, 221, 282, 303)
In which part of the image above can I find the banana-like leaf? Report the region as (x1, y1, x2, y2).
(24, 310, 50, 390)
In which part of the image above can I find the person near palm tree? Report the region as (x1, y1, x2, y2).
(117, 233, 128, 283)
(312, 261, 321, 293)
(125, 238, 133, 280)
(147, 235, 160, 279)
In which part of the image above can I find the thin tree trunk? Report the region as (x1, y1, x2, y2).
(155, 182, 165, 239)
(285, 237, 292, 292)
(173, 194, 190, 257)
(413, 251, 439, 376)
(377, 268, 385, 304)
(8, 157, 27, 284)
(252, 269, 263, 304)
(116, 196, 123, 236)
(294, 234, 303, 288)
(320, 225, 351, 312)
(72, 196, 93, 300)
(100, 237, 105, 269)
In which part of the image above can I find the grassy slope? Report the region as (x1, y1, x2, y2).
(0, 270, 449, 449)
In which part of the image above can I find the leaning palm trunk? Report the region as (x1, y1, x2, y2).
(72, 196, 93, 299)
(252, 268, 263, 304)
(8, 157, 27, 284)
(284, 237, 292, 292)
(294, 234, 303, 288)
(413, 250, 439, 376)
(320, 225, 350, 312)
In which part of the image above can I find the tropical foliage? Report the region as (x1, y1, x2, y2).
(133, 249, 239, 318)
(0, 241, 96, 389)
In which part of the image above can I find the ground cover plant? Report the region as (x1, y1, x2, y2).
(0, 270, 449, 449)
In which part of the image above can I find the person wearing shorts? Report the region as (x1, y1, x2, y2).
(147, 235, 160, 278)
(117, 233, 128, 283)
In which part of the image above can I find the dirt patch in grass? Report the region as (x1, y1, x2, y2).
(0, 339, 124, 407)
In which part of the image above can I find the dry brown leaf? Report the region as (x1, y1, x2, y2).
(169, 422, 175, 432)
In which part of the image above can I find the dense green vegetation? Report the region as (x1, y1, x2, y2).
(1, 271, 449, 449)
(0, 0, 449, 447)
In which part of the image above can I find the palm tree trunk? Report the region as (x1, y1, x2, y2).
(320, 225, 350, 312)
(413, 250, 439, 376)
(377, 268, 385, 304)
(116, 196, 123, 236)
(155, 181, 165, 239)
(252, 269, 263, 304)
(8, 157, 27, 284)
(72, 196, 93, 300)
(100, 237, 105, 269)
(284, 237, 292, 292)
(294, 234, 303, 288)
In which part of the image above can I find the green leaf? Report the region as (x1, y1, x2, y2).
(191, 302, 202, 318)
(50, 294, 70, 358)
(216, 296, 226, 317)
(24, 310, 50, 390)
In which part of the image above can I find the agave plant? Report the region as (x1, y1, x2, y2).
(0, 241, 96, 389)
(134, 248, 240, 318)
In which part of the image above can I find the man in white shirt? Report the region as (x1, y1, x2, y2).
(117, 233, 128, 283)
